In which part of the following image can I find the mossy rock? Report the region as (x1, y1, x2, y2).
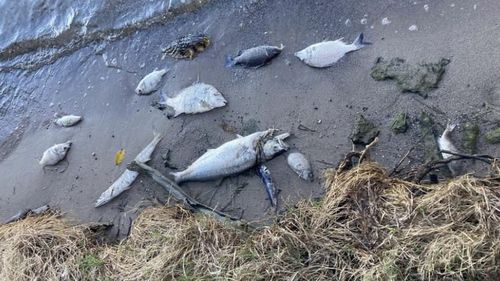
(350, 114, 379, 145)
(462, 122, 480, 153)
(417, 112, 440, 162)
(370, 57, 450, 98)
(390, 112, 408, 134)
(485, 127, 500, 144)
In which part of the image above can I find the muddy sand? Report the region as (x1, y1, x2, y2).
(1, 0, 499, 237)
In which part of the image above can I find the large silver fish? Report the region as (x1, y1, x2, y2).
(158, 82, 227, 117)
(295, 33, 368, 68)
(95, 132, 162, 207)
(171, 130, 289, 183)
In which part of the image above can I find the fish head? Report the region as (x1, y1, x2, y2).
(300, 170, 314, 182)
(262, 133, 290, 160)
(135, 84, 145, 95)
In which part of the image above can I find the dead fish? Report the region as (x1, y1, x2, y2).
(162, 34, 210, 60)
(287, 152, 313, 181)
(226, 44, 284, 68)
(158, 82, 227, 117)
(95, 132, 162, 207)
(39, 141, 72, 166)
(4, 205, 50, 224)
(438, 123, 461, 175)
(257, 164, 277, 207)
(54, 115, 82, 127)
(135, 69, 168, 95)
(295, 33, 368, 68)
(171, 130, 290, 183)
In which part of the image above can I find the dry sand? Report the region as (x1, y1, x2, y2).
(0, 0, 499, 237)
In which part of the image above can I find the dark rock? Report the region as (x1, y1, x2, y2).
(370, 57, 450, 97)
(485, 127, 500, 144)
(390, 112, 408, 134)
(462, 122, 480, 153)
(350, 114, 379, 145)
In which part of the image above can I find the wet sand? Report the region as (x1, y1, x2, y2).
(1, 0, 499, 237)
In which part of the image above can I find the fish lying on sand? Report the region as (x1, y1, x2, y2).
(4, 205, 50, 224)
(287, 152, 313, 181)
(226, 44, 284, 68)
(257, 164, 278, 207)
(438, 123, 461, 175)
(157, 82, 227, 117)
(295, 33, 368, 68)
(171, 130, 290, 183)
(162, 34, 210, 60)
(135, 69, 168, 95)
(54, 115, 82, 127)
(39, 141, 72, 166)
(95, 133, 162, 207)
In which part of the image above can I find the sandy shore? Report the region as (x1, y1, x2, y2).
(1, 0, 499, 237)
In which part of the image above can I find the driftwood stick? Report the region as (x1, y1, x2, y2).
(127, 161, 240, 222)
(439, 150, 494, 164)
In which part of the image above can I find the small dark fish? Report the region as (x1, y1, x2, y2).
(162, 34, 210, 60)
(4, 204, 50, 224)
(257, 164, 277, 207)
(226, 44, 284, 68)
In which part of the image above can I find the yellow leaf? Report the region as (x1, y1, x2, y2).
(115, 149, 126, 166)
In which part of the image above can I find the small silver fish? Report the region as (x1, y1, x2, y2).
(287, 152, 313, 181)
(158, 82, 227, 117)
(438, 123, 461, 175)
(54, 115, 82, 127)
(171, 130, 289, 183)
(226, 44, 284, 68)
(257, 164, 277, 207)
(39, 141, 72, 166)
(295, 33, 368, 68)
(135, 69, 168, 95)
(95, 132, 162, 207)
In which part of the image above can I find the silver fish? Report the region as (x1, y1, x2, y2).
(54, 115, 82, 127)
(4, 205, 50, 224)
(135, 69, 168, 95)
(39, 141, 72, 166)
(171, 130, 289, 183)
(438, 123, 461, 175)
(287, 152, 313, 181)
(158, 82, 227, 117)
(95, 132, 162, 207)
(226, 44, 284, 68)
(295, 33, 368, 68)
(257, 164, 277, 207)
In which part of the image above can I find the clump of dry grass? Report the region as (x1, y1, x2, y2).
(0, 212, 104, 281)
(2, 161, 500, 280)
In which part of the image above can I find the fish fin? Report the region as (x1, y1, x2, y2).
(352, 33, 371, 49)
(236, 134, 243, 138)
(225, 55, 236, 68)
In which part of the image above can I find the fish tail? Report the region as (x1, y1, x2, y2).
(352, 33, 371, 49)
(225, 55, 235, 68)
(170, 171, 183, 183)
(278, 43, 285, 50)
(444, 122, 457, 135)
